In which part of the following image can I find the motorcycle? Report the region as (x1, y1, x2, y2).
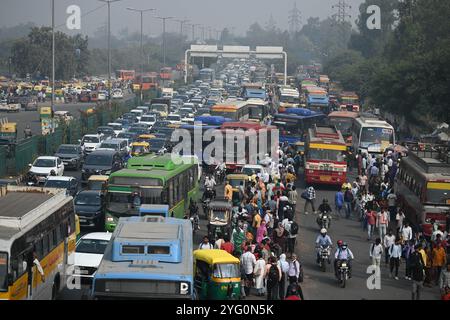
(337, 260, 350, 288)
(189, 202, 200, 233)
(317, 211, 331, 229)
(318, 245, 331, 272)
(25, 172, 38, 186)
(202, 187, 215, 202)
(202, 198, 211, 219)
(214, 167, 226, 184)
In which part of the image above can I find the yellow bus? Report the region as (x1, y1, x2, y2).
(0, 186, 77, 300)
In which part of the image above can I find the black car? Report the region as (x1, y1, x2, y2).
(127, 127, 149, 135)
(116, 132, 138, 144)
(54, 144, 83, 170)
(44, 176, 79, 197)
(97, 126, 115, 139)
(122, 113, 138, 123)
(74, 190, 105, 230)
(195, 107, 210, 116)
(81, 150, 123, 183)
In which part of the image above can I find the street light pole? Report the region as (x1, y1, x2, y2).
(99, 0, 123, 108)
(156, 16, 174, 67)
(175, 19, 189, 38)
(127, 7, 155, 102)
(51, 0, 55, 113)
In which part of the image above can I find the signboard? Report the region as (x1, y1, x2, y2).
(41, 119, 55, 135)
(223, 46, 250, 53)
(190, 45, 218, 52)
(256, 46, 283, 53)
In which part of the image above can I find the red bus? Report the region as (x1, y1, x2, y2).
(396, 148, 450, 237)
(304, 125, 347, 185)
(159, 67, 172, 81)
(214, 122, 279, 172)
(116, 70, 135, 81)
(134, 72, 158, 91)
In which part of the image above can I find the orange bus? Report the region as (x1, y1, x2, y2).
(116, 70, 135, 81)
(210, 101, 250, 122)
(159, 67, 172, 81)
(134, 72, 158, 91)
(304, 125, 347, 185)
(328, 111, 359, 147)
(396, 148, 450, 237)
(339, 92, 360, 112)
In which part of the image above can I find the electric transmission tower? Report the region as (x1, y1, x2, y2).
(332, 0, 352, 46)
(288, 2, 302, 34)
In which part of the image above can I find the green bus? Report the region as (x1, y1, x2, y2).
(105, 154, 200, 232)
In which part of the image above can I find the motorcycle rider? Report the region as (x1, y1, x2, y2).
(317, 199, 332, 228)
(203, 175, 216, 200)
(334, 240, 354, 278)
(188, 199, 200, 231)
(215, 161, 226, 183)
(315, 228, 333, 263)
(24, 124, 32, 138)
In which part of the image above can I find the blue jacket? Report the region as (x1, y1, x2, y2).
(335, 191, 344, 208)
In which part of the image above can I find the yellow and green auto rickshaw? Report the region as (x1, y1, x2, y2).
(193, 249, 241, 300)
(0, 122, 17, 141)
(75, 214, 81, 241)
(87, 175, 109, 195)
(39, 106, 53, 121)
(137, 134, 157, 143)
(226, 174, 248, 206)
(131, 141, 150, 156)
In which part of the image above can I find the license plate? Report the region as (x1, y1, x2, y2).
(79, 270, 89, 275)
(79, 219, 87, 223)
(320, 176, 331, 182)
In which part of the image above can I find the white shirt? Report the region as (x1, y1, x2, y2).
(241, 251, 256, 274)
(370, 243, 384, 259)
(384, 234, 396, 249)
(401, 226, 413, 241)
(199, 242, 213, 250)
(388, 244, 402, 258)
(33, 258, 44, 277)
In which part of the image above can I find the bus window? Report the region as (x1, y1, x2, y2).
(122, 245, 145, 254)
(0, 252, 7, 291)
(147, 246, 170, 255)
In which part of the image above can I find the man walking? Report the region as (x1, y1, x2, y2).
(370, 238, 383, 270)
(240, 247, 256, 296)
(409, 246, 425, 300)
(389, 238, 402, 280)
(303, 186, 316, 215)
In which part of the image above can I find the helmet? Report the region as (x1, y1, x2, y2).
(320, 228, 327, 234)
(342, 242, 348, 249)
(323, 199, 328, 204)
(337, 240, 343, 247)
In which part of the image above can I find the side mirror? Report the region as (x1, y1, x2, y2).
(28, 163, 32, 167)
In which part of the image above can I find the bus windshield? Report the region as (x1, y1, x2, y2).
(360, 127, 394, 145)
(307, 148, 345, 162)
(107, 189, 164, 216)
(280, 95, 299, 104)
(426, 188, 450, 204)
(329, 117, 353, 134)
(0, 252, 7, 291)
(213, 263, 239, 279)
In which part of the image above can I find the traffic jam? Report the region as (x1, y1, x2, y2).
(1, 57, 448, 301)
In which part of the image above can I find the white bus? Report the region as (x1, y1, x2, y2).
(0, 186, 77, 300)
(352, 116, 396, 155)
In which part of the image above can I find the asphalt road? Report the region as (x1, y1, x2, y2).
(294, 168, 441, 300)
(3, 94, 135, 140)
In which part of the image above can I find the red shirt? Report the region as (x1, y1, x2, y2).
(285, 295, 301, 300)
(221, 242, 234, 254)
(367, 211, 377, 225)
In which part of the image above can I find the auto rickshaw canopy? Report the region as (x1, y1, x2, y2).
(193, 249, 239, 266)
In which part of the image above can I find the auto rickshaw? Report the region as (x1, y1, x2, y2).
(87, 175, 109, 194)
(39, 106, 53, 121)
(0, 122, 17, 142)
(137, 134, 157, 143)
(226, 174, 248, 206)
(206, 199, 232, 241)
(131, 141, 150, 156)
(193, 249, 241, 300)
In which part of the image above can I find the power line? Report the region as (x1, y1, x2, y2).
(331, 0, 352, 45)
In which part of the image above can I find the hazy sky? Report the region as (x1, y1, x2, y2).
(0, 0, 364, 37)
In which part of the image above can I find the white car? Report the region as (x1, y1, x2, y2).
(97, 91, 107, 101)
(29, 156, 64, 184)
(80, 134, 104, 155)
(241, 164, 266, 177)
(167, 113, 182, 125)
(112, 89, 124, 99)
(73, 232, 112, 282)
(107, 122, 124, 136)
(139, 115, 157, 127)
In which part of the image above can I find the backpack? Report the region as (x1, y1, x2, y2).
(268, 264, 279, 284)
(344, 190, 354, 202)
(301, 190, 309, 200)
(290, 221, 299, 235)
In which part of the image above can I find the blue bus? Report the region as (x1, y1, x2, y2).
(273, 110, 326, 137)
(92, 216, 194, 299)
(194, 115, 232, 126)
(307, 94, 330, 114)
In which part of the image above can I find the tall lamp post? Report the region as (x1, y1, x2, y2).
(51, 0, 55, 113)
(156, 16, 174, 67)
(174, 18, 189, 39)
(127, 7, 155, 102)
(98, 0, 123, 108)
